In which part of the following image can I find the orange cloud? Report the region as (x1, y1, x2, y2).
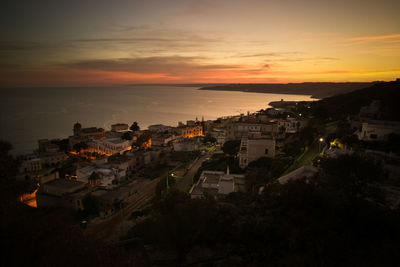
(349, 33, 400, 42)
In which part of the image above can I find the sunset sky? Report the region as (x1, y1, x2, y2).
(1, 0, 399, 86)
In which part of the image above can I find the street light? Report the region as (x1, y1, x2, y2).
(319, 137, 324, 153)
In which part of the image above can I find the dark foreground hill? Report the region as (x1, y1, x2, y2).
(312, 80, 400, 120)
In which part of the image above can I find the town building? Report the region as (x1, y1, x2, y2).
(207, 128, 226, 144)
(19, 155, 42, 173)
(151, 133, 179, 146)
(177, 125, 203, 138)
(111, 123, 129, 132)
(69, 122, 106, 147)
(76, 164, 125, 188)
(239, 134, 275, 168)
(275, 118, 306, 134)
(88, 138, 131, 155)
(357, 120, 400, 141)
(38, 139, 60, 153)
(225, 122, 278, 140)
(36, 179, 89, 210)
(148, 124, 173, 133)
(189, 169, 244, 199)
(266, 108, 284, 116)
(40, 152, 68, 166)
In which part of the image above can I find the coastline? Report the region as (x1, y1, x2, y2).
(198, 82, 374, 99)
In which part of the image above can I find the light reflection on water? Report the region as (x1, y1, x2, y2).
(0, 85, 316, 154)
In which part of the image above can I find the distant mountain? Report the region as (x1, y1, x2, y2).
(199, 82, 377, 99)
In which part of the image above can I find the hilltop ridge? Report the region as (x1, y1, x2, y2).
(200, 82, 377, 98)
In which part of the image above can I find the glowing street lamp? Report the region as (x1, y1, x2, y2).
(319, 137, 324, 153)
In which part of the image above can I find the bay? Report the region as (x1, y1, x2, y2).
(0, 85, 316, 154)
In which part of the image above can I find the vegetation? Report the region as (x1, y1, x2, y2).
(312, 81, 400, 121)
(361, 133, 400, 155)
(193, 154, 243, 183)
(72, 141, 88, 152)
(136, 131, 152, 147)
(124, 155, 400, 266)
(222, 139, 241, 156)
(130, 121, 140, 132)
(140, 164, 174, 180)
(203, 133, 217, 144)
(121, 131, 133, 140)
(245, 157, 292, 193)
(170, 151, 201, 164)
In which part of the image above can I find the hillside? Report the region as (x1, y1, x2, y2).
(312, 80, 400, 120)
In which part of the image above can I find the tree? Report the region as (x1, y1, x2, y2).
(136, 131, 152, 147)
(203, 134, 217, 144)
(130, 121, 140, 132)
(82, 194, 100, 216)
(51, 138, 70, 153)
(0, 141, 18, 182)
(73, 142, 88, 152)
(121, 131, 133, 140)
(222, 140, 241, 156)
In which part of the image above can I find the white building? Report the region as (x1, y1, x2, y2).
(239, 134, 275, 168)
(89, 138, 131, 155)
(189, 169, 244, 199)
(76, 165, 125, 188)
(358, 120, 400, 141)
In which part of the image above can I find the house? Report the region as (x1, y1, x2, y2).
(88, 138, 131, 155)
(40, 151, 68, 166)
(357, 120, 400, 141)
(69, 122, 106, 147)
(38, 139, 60, 153)
(148, 124, 173, 133)
(111, 123, 129, 132)
(177, 125, 203, 138)
(225, 122, 278, 140)
(36, 179, 89, 210)
(266, 108, 284, 116)
(207, 128, 226, 144)
(275, 118, 306, 134)
(151, 133, 179, 146)
(189, 169, 244, 199)
(19, 155, 42, 173)
(239, 134, 275, 168)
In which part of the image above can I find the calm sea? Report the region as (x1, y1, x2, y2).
(0, 85, 315, 155)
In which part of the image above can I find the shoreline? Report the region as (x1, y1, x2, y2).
(198, 82, 374, 99)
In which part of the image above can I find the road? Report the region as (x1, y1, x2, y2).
(84, 154, 210, 241)
(175, 154, 211, 192)
(84, 177, 162, 241)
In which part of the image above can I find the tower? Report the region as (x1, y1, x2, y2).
(73, 122, 82, 136)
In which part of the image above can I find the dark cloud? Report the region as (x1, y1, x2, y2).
(62, 56, 242, 75)
(239, 52, 299, 58)
(0, 41, 43, 51)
